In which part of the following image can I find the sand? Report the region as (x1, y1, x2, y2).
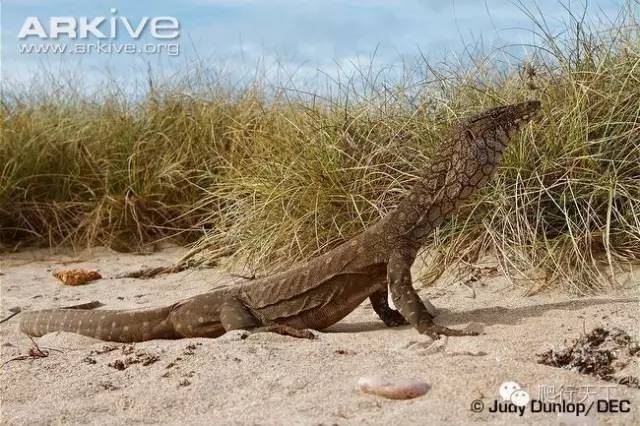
(1, 246, 639, 425)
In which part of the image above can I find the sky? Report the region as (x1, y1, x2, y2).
(0, 0, 628, 94)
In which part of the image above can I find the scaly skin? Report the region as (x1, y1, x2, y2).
(20, 100, 541, 342)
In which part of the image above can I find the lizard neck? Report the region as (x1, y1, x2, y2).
(379, 133, 505, 247)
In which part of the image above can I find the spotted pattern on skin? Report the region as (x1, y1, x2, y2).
(18, 102, 539, 342)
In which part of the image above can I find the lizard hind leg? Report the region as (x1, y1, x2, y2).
(219, 297, 261, 331)
(220, 297, 314, 339)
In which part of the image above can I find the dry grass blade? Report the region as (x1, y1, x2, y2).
(1, 3, 639, 292)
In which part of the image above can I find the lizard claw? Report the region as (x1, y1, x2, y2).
(245, 324, 317, 340)
(293, 328, 317, 340)
(420, 324, 479, 339)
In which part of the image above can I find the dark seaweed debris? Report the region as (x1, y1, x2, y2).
(537, 327, 640, 388)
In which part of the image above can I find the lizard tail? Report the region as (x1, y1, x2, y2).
(19, 306, 178, 342)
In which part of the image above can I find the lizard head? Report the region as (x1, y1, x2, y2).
(462, 100, 541, 149)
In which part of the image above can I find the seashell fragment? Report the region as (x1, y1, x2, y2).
(358, 375, 430, 399)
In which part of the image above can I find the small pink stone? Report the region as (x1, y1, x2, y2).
(358, 375, 430, 400)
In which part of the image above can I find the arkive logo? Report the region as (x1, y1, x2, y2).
(18, 9, 180, 40)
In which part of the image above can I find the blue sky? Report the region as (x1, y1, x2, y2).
(1, 0, 627, 93)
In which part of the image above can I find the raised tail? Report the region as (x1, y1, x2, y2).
(20, 306, 178, 342)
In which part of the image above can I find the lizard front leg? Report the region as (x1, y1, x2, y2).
(369, 289, 407, 327)
(387, 250, 477, 338)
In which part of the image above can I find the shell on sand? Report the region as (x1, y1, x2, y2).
(358, 375, 430, 399)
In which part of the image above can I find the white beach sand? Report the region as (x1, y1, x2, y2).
(1, 247, 638, 425)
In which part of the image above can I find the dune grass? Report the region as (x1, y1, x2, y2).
(1, 4, 639, 292)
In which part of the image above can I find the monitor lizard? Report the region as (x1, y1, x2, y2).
(19, 100, 541, 342)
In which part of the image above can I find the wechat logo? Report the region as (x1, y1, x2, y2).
(499, 381, 530, 407)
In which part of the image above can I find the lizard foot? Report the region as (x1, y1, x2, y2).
(381, 310, 409, 327)
(420, 324, 479, 339)
(243, 324, 316, 340)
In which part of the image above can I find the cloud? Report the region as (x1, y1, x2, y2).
(2, 0, 624, 89)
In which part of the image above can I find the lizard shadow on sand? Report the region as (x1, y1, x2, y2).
(328, 297, 639, 334)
